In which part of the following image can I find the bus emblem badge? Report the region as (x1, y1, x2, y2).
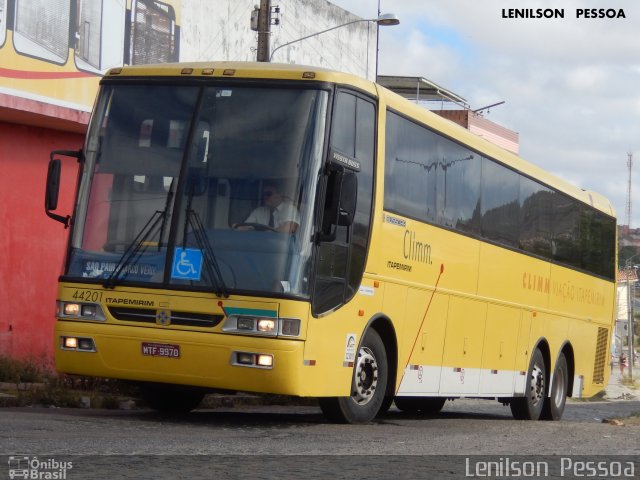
(156, 309, 171, 326)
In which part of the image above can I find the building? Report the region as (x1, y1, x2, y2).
(0, 0, 373, 361)
(377, 75, 520, 154)
(615, 268, 638, 357)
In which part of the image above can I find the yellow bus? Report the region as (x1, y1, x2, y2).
(45, 61, 616, 423)
(0, 0, 180, 108)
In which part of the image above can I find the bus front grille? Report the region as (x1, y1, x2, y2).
(108, 307, 224, 328)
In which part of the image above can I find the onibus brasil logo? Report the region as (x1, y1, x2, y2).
(8, 456, 73, 479)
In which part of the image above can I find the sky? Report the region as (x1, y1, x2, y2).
(330, 0, 640, 228)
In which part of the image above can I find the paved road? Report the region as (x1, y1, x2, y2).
(2, 367, 639, 479)
(1, 398, 640, 479)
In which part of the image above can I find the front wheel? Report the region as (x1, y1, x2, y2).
(510, 348, 547, 420)
(541, 352, 568, 420)
(319, 329, 388, 424)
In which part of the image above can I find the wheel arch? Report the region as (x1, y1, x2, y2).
(557, 341, 576, 397)
(363, 314, 398, 398)
(532, 337, 552, 381)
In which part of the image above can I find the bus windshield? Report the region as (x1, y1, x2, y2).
(68, 83, 329, 297)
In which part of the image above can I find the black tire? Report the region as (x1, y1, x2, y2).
(394, 396, 446, 414)
(319, 329, 388, 424)
(510, 348, 547, 420)
(541, 352, 568, 421)
(140, 384, 205, 413)
(377, 395, 395, 416)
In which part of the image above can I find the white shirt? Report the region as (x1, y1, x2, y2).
(244, 199, 300, 228)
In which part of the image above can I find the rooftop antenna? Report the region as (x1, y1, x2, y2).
(472, 101, 505, 115)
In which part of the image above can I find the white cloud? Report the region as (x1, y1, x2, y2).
(331, 0, 640, 227)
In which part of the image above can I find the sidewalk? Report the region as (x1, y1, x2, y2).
(604, 364, 638, 400)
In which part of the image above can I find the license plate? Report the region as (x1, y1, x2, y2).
(141, 342, 180, 358)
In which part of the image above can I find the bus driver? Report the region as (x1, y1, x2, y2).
(234, 181, 300, 233)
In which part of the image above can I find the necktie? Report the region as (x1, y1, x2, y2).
(269, 208, 276, 228)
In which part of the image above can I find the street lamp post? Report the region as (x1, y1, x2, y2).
(269, 13, 399, 73)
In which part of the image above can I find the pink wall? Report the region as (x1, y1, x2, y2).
(0, 121, 83, 364)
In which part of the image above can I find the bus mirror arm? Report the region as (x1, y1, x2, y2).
(45, 150, 80, 228)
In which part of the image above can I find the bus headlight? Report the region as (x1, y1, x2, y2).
(231, 351, 274, 369)
(257, 318, 276, 333)
(63, 303, 80, 316)
(222, 316, 301, 338)
(57, 301, 106, 321)
(60, 336, 96, 352)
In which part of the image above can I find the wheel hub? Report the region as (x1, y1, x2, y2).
(353, 347, 378, 405)
(530, 364, 545, 406)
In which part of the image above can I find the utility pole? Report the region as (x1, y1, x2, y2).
(628, 264, 634, 379)
(626, 153, 633, 231)
(256, 0, 271, 62)
(626, 153, 635, 378)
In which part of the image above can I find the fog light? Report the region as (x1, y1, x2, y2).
(257, 354, 273, 367)
(236, 352, 255, 365)
(81, 305, 97, 317)
(64, 303, 81, 316)
(63, 337, 78, 349)
(257, 319, 276, 333)
(78, 338, 95, 351)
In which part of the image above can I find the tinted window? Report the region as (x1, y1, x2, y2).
(519, 177, 553, 257)
(436, 145, 481, 234)
(383, 108, 615, 280)
(481, 158, 520, 246)
(350, 98, 375, 290)
(385, 111, 437, 222)
(581, 209, 616, 278)
(331, 93, 357, 157)
(551, 192, 581, 267)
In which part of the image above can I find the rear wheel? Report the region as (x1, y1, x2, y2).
(319, 329, 388, 424)
(541, 353, 568, 421)
(140, 384, 205, 413)
(394, 396, 446, 414)
(510, 348, 547, 420)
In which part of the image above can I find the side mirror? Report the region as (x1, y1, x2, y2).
(337, 171, 357, 227)
(45, 150, 80, 228)
(319, 168, 358, 242)
(45, 159, 61, 212)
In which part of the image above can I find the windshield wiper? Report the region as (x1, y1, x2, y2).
(181, 188, 229, 298)
(104, 181, 175, 288)
(103, 210, 166, 288)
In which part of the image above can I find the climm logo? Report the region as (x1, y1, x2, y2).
(403, 230, 432, 265)
(522, 272, 550, 294)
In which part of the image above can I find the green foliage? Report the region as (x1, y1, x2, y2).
(0, 355, 52, 383)
(619, 246, 640, 267)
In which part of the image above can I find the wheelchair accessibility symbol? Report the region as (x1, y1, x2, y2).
(171, 248, 203, 281)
